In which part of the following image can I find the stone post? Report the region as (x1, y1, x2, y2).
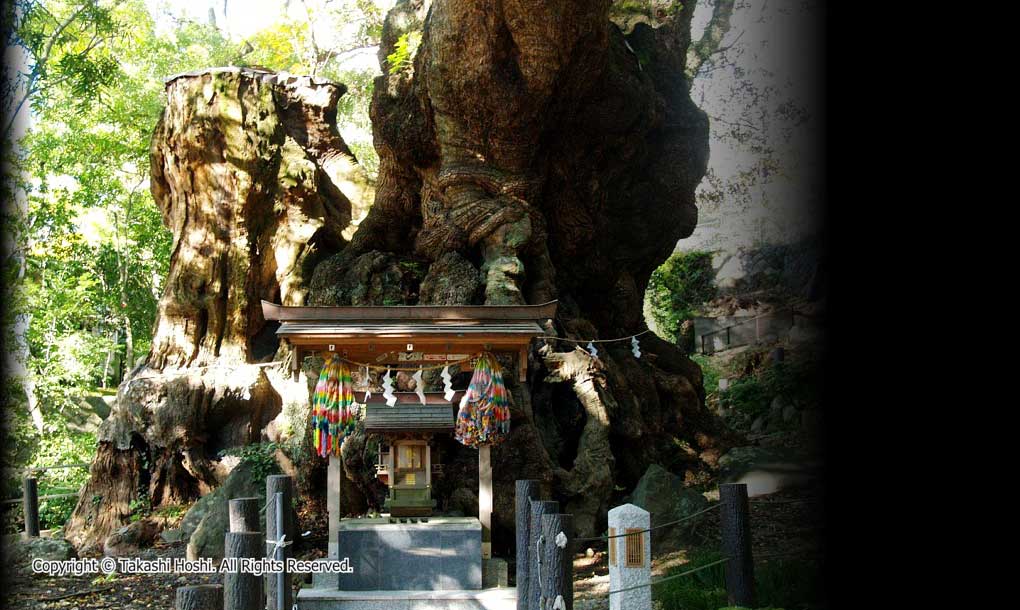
(720, 483, 755, 607)
(224, 531, 264, 610)
(228, 497, 260, 532)
(515, 480, 540, 610)
(265, 475, 294, 610)
(23, 476, 39, 537)
(529, 500, 559, 610)
(540, 512, 573, 610)
(175, 584, 223, 610)
(608, 503, 651, 610)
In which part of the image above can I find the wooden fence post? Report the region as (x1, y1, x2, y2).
(529, 500, 559, 610)
(175, 584, 223, 610)
(229, 497, 260, 532)
(266, 475, 294, 610)
(225, 531, 264, 610)
(540, 513, 573, 610)
(23, 476, 39, 537)
(720, 483, 755, 608)
(516, 480, 540, 610)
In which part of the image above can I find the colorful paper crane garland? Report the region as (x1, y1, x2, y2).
(455, 353, 512, 448)
(311, 354, 359, 458)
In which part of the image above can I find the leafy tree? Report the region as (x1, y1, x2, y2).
(647, 250, 717, 343)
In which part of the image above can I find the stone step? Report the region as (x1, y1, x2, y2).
(296, 586, 516, 610)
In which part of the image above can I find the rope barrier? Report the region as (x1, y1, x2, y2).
(536, 329, 654, 344)
(111, 329, 655, 385)
(574, 502, 720, 543)
(604, 557, 729, 596)
(326, 353, 480, 373)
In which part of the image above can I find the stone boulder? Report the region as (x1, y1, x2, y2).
(449, 487, 479, 516)
(718, 445, 820, 497)
(627, 464, 709, 547)
(103, 517, 164, 556)
(9, 537, 77, 563)
(183, 462, 267, 561)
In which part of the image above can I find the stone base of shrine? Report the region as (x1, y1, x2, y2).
(296, 587, 517, 610)
(337, 517, 482, 590)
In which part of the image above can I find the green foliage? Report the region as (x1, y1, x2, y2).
(153, 503, 187, 520)
(692, 353, 720, 395)
(721, 355, 821, 422)
(2, 416, 95, 534)
(654, 550, 728, 610)
(386, 30, 421, 74)
(220, 442, 282, 482)
(127, 494, 150, 523)
(647, 250, 717, 343)
(654, 549, 823, 610)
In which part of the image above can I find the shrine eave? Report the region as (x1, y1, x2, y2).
(261, 300, 557, 322)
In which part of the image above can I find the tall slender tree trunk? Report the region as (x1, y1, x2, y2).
(102, 328, 119, 389)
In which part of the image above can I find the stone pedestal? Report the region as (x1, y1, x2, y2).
(297, 587, 516, 610)
(337, 517, 482, 591)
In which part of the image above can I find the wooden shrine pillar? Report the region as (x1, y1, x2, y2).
(327, 455, 341, 559)
(479, 445, 493, 559)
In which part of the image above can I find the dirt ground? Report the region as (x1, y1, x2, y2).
(572, 484, 824, 609)
(2, 481, 821, 609)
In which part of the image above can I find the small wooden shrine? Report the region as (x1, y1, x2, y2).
(261, 299, 556, 559)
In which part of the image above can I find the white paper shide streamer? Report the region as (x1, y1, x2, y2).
(363, 365, 372, 399)
(441, 365, 456, 401)
(631, 335, 641, 358)
(382, 367, 396, 406)
(586, 341, 598, 358)
(413, 367, 426, 405)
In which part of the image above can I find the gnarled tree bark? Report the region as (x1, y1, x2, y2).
(68, 1, 738, 552)
(66, 68, 364, 550)
(317, 0, 735, 540)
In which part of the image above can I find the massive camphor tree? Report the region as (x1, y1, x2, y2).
(67, 0, 737, 552)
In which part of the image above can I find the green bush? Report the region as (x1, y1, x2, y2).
(692, 354, 720, 395)
(654, 549, 824, 610)
(721, 356, 821, 422)
(219, 442, 281, 482)
(647, 250, 716, 344)
(2, 421, 95, 534)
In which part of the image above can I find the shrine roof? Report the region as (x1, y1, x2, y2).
(363, 401, 456, 433)
(261, 300, 557, 322)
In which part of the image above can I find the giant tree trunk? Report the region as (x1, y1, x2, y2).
(65, 68, 365, 550)
(312, 0, 734, 539)
(67, 2, 735, 551)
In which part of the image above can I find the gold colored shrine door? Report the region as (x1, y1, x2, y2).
(396, 443, 426, 488)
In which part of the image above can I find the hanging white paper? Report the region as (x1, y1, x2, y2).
(631, 335, 641, 359)
(441, 365, 456, 401)
(382, 367, 396, 406)
(587, 341, 598, 358)
(413, 367, 426, 405)
(363, 365, 372, 400)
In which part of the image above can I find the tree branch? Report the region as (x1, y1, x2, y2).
(686, 0, 737, 81)
(3, 0, 95, 138)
